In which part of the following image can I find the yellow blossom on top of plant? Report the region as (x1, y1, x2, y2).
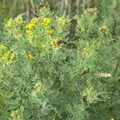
(27, 53, 36, 60)
(30, 17, 40, 24)
(51, 39, 64, 48)
(5, 18, 14, 28)
(25, 23, 36, 30)
(3, 51, 13, 57)
(45, 29, 55, 35)
(41, 17, 51, 27)
(0, 45, 8, 50)
(84, 8, 97, 16)
(99, 25, 108, 33)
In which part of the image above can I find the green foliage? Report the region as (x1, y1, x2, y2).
(0, 1, 120, 120)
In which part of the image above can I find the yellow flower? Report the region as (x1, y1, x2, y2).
(99, 25, 108, 33)
(0, 45, 8, 50)
(27, 53, 36, 60)
(51, 39, 64, 48)
(6, 18, 14, 28)
(41, 17, 51, 27)
(0, 51, 15, 65)
(45, 29, 55, 35)
(25, 23, 36, 30)
(3, 51, 13, 57)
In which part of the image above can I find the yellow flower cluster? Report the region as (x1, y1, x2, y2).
(25, 23, 36, 38)
(0, 45, 13, 58)
(0, 45, 8, 50)
(26, 17, 40, 29)
(99, 25, 108, 33)
(41, 17, 51, 27)
(3, 51, 13, 57)
(25, 23, 36, 30)
(0, 49, 15, 65)
(27, 53, 36, 60)
(25, 17, 40, 39)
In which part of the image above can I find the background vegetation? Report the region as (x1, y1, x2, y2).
(0, 0, 120, 120)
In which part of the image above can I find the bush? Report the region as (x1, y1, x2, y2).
(0, 7, 120, 120)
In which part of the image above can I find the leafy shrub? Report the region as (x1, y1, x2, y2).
(0, 6, 120, 120)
